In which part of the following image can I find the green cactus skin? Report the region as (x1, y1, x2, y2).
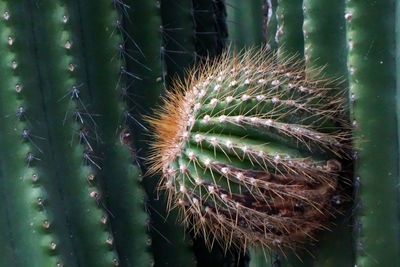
(121, 1, 197, 266)
(397, 0, 400, 195)
(191, 0, 228, 60)
(123, 0, 164, 107)
(66, 0, 153, 266)
(262, 0, 278, 51)
(275, 0, 304, 60)
(148, 49, 351, 259)
(160, 0, 195, 86)
(226, 0, 264, 49)
(248, 247, 279, 267)
(303, 0, 348, 80)
(0, 3, 62, 265)
(346, 0, 400, 266)
(0, 0, 156, 266)
(301, 1, 354, 267)
(1, 0, 122, 265)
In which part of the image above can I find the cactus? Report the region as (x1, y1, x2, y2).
(347, 1, 400, 266)
(226, 0, 264, 48)
(0, 0, 399, 266)
(226, 0, 400, 266)
(147, 48, 351, 254)
(0, 0, 151, 266)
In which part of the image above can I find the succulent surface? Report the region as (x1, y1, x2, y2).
(149, 49, 351, 253)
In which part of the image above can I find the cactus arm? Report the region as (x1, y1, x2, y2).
(212, 0, 228, 55)
(347, 0, 400, 266)
(226, 0, 264, 49)
(0, 123, 60, 267)
(160, 0, 195, 85)
(100, 143, 152, 266)
(0, 160, 12, 266)
(66, 0, 157, 266)
(191, 0, 227, 60)
(5, 0, 122, 265)
(0, 52, 61, 267)
(119, 1, 197, 266)
(296, 1, 355, 267)
(0, 5, 52, 264)
(303, 0, 348, 79)
(123, 0, 163, 107)
(116, 2, 166, 265)
(275, 0, 304, 60)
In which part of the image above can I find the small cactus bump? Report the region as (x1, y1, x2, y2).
(148, 48, 351, 253)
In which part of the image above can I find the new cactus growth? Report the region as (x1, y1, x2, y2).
(148, 49, 351, 253)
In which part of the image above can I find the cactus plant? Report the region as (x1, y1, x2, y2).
(147, 48, 351, 252)
(347, 1, 400, 266)
(0, 0, 399, 266)
(0, 0, 151, 266)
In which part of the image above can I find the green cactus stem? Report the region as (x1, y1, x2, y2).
(191, 0, 228, 60)
(301, 1, 354, 266)
(275, 0, 304, 60)
(397, 0, 400, 188)
(120, 0, 197, 266)
(303, 0, 348, 79)
(346, 0, 400, 266)
(160, 0, 195, 86)
(66, 0, 153, 265)
(0, 0, 155, 265)
(0, 2, 62, 265)
(0, 1, 121, 265)
(226, 0, 264, 49)
(148, 49, 351, 256)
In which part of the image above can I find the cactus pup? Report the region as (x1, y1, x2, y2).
(148, 48, 352, 254)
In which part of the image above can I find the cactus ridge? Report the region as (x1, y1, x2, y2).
(148, 48, 351, 254)
(346, 0, 400, 266)
(0, 3, 63, 265)
(66, 1, 153, 265)
(191, 0, 228, 60)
